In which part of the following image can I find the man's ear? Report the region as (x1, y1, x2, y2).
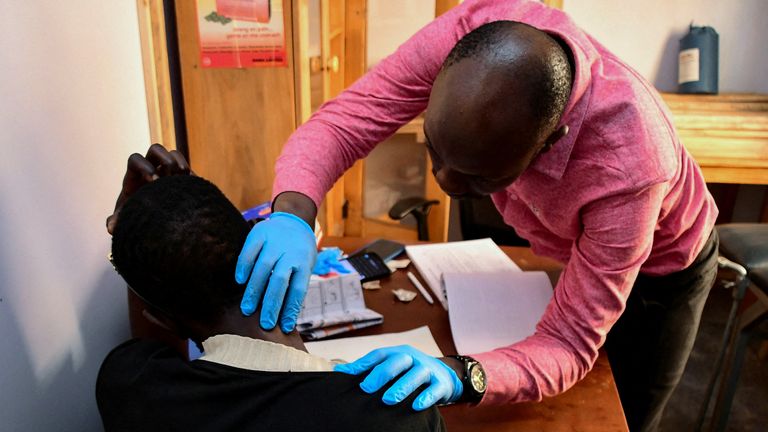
(540, 124, 569, 154)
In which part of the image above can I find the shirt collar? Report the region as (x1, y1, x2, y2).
(199, 334, 334, 372)
(525, 27, 596, 181)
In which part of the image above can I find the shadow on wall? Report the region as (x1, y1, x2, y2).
(0, 261, 130, 431)
(653, 28, 687, 92)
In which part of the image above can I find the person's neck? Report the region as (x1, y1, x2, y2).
(196, 310, 308, 352)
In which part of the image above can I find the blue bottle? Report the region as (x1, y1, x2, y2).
(678, 24, 719, 94)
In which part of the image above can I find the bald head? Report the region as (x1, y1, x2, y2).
(424, 21, 573, 198)
(440, 20, 572, 134)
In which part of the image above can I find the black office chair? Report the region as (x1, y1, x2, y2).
(696, 223, 768, 432)
(388, 197, 439, 241)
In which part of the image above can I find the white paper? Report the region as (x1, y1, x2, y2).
(305, 326, 443, 363)
(405, 238, 521, 309)
(444, 271, 553, 355)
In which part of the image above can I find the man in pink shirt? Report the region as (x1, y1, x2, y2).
(229, 1, 719, 431)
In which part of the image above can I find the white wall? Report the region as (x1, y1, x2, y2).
(0, 1, 150, 430)
(367, 0, 436, 67)
(563, 0, 768, 93)
(563, 0, 768, 222)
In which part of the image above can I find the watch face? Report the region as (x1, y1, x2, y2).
(469, 363, 487, 393)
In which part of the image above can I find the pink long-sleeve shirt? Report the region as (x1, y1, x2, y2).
(274, 0, 718, 404)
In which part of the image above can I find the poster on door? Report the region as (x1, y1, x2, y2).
(196, 0, 287, 68)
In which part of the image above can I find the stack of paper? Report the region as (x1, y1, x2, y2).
(444, 271, 553, 355)
(297, 273, 383, 340)
(405, 238, 521, 309)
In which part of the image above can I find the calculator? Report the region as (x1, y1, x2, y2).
(344, 252, 391, 282)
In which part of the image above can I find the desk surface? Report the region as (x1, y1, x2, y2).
(322, 237, 629, 432)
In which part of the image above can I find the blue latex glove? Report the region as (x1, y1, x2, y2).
(334, 345, 463, 411)
(235, 212, 317, 332)
(312, 247, 351, 275)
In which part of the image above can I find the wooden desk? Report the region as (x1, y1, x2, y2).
(322, 237, 629, 432)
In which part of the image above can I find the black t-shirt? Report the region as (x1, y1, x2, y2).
(96, 339, 446, 431)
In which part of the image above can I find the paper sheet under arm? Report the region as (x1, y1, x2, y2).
(305, 326, 443, 363)
(444, 271, 553, 355)
(405, 238, 521, 310)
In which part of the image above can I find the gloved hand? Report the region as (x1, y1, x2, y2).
(312, 248, 351, 275)
(235, 212, 317, 332)
(334, 345, 463, 411)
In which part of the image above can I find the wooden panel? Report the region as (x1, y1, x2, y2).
(397, 116, 426, 143)
(660, 93, 768, 186)
(293, 0, 312, 124)
(343, 0, 366, 87)
(662, 93, 768, 112)
(541, 0, 564, 9)
(361, 218, 419, 241)
(174, 0, 297, 210)
(321, 0, 348, 236)
(700, 167, 768, 185)
(340, 0, 367, 236)
(136, 0, 176, 149)
(435, 0, 460, 17)
(671, 112, 768, 131)
(344, 160, 365, 236)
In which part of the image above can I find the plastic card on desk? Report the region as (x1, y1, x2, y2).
(444, 271, 553, 355)
(298, 273, 383, 339)
(405, 238, 521, 310)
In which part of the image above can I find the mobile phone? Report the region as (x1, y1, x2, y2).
(344, 252, 391, 282)
(352, 239, 406, 262)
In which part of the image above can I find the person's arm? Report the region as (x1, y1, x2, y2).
(472, 182, 666, 404)
(336, 182, 666, 408)
(271, 191, 317, 227)
(236, 1, 506, 332)
(272, 1, 496, 206)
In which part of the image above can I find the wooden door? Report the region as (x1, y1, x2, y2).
(318, 0, 348, 237)
(173, 0, 299, 210)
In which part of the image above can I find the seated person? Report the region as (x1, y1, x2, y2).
(98, 175, 446, 431)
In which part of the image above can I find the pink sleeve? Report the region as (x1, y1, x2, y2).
(273, 2, 499, 206)
(473, 183, 666, 404)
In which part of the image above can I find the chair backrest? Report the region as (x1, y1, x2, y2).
(458, 196, 530, 247)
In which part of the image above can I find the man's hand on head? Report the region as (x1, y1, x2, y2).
(106, 144, 191, 235)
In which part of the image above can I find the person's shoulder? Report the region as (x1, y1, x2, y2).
(97, 339, 185, 393)
(100, 338, 182, 370)
(578, 66, 679, 187)
(312, 373, 447, 431)
(96, 339, 187, 431)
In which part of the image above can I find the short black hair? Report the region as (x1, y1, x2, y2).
(443, 20, 572, 133)
(111, 175, 250, 326)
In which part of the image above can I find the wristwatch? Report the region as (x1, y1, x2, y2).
(447, 355, 487, 404)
